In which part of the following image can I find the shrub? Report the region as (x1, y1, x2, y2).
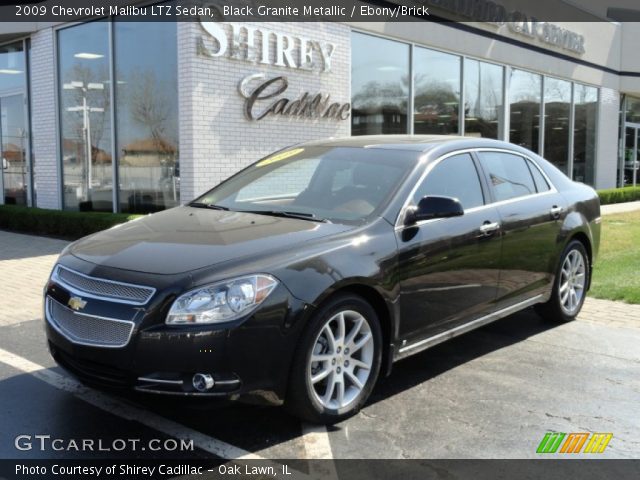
(597, 186, 640, 205)
(0, 205, 142, 240)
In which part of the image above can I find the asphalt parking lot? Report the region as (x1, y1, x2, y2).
(0, 230, 639, 460)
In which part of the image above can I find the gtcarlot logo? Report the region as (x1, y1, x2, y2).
(14, 435, 194, 452)
(536, 432, 613, 454)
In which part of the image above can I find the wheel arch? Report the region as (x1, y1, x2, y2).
(313, 282, 396, 378)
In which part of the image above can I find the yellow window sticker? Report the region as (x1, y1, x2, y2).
(256, 148, 304, 167)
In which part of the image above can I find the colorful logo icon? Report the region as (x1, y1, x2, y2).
(537, 432, 612, 454)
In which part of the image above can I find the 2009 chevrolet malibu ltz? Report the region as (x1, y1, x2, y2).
(44, 136, 600, 423)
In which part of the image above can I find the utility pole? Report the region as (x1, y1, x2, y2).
(63, 81, 104, 201)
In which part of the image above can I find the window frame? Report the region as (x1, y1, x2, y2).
(395, 147, 557, 229)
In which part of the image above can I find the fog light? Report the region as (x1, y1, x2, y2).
(192, 373, 215, 392)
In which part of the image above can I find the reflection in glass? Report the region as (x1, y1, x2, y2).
(413, 48, 460, 134)
(115, 22, 179, 213)
(625, 96, 640, 124)
(0, 42, 28, 205)
(351, 32, 409, 135)
(543, 77, 571, 174)
(573, 84, 597, 185)
(509, 69, 541, 152)
(464, 59, 503, 139)
(623, 127, 638, 186)
(58, 21, 112, 211)
(619, 97, 640, 186)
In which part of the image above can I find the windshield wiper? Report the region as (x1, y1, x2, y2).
(238, 209, 329, 223)
(188, 202, 230, 211)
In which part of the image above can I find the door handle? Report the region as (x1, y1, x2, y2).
(550, 205, 563, 219)
(478, 221, 500, 236)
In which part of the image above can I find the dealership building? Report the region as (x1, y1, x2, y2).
(1, 3, 640, 213)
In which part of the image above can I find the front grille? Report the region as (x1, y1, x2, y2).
(54, 265, 155, 305)
(46, 297, 134, 348)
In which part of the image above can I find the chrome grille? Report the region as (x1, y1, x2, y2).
(46, 297, 134, 348)
(54, 265, 155, 305)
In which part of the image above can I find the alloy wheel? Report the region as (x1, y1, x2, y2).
(308, 310, 374, 410)
(559, 249, 587, 316)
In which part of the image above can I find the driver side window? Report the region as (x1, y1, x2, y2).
(412, 153, 485, 210)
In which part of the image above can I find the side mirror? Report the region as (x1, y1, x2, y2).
(404, 195, 464, 225)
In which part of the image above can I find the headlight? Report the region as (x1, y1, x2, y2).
(166, 275, 278, 325)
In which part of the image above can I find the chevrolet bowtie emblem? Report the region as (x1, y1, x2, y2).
(68, 296, 87, 311)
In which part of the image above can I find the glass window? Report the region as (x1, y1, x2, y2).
(543, 77, 571, 174)
(413, 47, 460, 134)
(573, 84, 598, 185)
(196, 146, 416, 223)
(622, 126, 638, 187)
(625, 96, 640, 124)
(235, 158, 320, 201)
(413, 153, 484, 210)
(527, 159, 551, 192)
(0, 42, 28, 206)
(509, 69, 541, 152)
(464, 59, 503, 139)
(114, 22, 179, 214)
(58, 21, 112, 212)
(620, 97, 640, 187)
(351, 32, 409, 135)
(478, 152, 536, 202)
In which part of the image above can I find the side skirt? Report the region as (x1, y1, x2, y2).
(394, 294, 544, 361)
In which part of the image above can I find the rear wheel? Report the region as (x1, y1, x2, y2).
(286, 294, 382, 424)
(537, 240, 589, 322)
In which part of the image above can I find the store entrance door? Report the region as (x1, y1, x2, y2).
(0, 93, 28, 205)
(622, 125, 640, 187)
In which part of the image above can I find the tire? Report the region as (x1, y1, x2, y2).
(286, 294, 382, 424)
(536, 240, 590, 322)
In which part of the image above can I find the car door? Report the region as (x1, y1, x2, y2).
(475, 150, 566, 305)
(395, 152, 503, 346)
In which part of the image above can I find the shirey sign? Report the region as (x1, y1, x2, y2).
(198, 22, 351, 121)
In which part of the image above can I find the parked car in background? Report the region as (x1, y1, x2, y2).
(44, 136, 601, 423)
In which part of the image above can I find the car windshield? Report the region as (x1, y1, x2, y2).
(192, 146, 417, 223)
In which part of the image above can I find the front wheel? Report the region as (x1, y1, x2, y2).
(286, 294, 382, 424)
(537, 240, 590, 322)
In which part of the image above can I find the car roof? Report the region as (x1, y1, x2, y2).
(298, 135, 514, 152)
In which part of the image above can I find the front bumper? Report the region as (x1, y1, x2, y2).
(44, 259, 310, 403)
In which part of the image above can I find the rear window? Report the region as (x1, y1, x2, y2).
(527, 159, 551, 193)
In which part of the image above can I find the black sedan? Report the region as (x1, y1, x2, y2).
(44, 136, 600, 423)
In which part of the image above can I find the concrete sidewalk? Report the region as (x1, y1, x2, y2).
(601, 200, 640, 215)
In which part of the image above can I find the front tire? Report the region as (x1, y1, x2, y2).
(537, 240, 589, 322)
(286, 294, 382, 424)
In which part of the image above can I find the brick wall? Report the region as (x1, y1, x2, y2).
(30, 28, 60, 210)
(177, 22, 351, 203)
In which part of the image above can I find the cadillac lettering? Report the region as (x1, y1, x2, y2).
(239, 74, 350, 121)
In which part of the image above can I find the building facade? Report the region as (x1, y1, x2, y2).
(1, 11, 640, 213)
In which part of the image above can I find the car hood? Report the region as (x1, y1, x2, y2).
(69, 206, 353, 274)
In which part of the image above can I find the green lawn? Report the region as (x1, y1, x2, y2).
(589, 210, 640, 304)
